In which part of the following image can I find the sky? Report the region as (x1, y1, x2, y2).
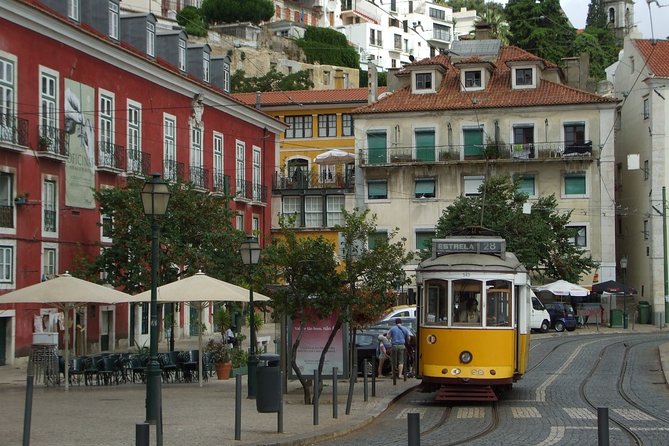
(492, 1, 669, 40)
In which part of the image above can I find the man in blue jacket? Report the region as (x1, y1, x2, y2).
(388, 318, 411, 377)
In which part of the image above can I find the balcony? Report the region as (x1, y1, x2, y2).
(233, 180, 267, 203)
(212, 172, 230, 195)
(43, 209, 56, 233)
(0, 114, 29, 151)
(127, 149, 151, 177)
(189, 165, 210, 189)
(359, 141, 595, 166)
(0, 205, 14, 229)
(273, 169, 355, 192)
(36, 125, 69, 160)
(97, 141, 126, 173)
(163, 159, 185, 182)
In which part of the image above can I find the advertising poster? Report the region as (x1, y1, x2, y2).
(291, 312, 344, 377)
(64, 79, 96, 209)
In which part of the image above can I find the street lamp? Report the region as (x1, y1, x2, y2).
(141, 173, 171, 442)
(620, 255, 628, 329)
(240, 236, 261, 398)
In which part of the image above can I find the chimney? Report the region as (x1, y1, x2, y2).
(474, 22, 492, 40)
(386, 68, 401, 92)
(368, 62, 378, 103)
(255, 92, 261, 109)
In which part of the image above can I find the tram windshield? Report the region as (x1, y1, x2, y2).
(453, 279, 482, 326)
(426, 281, 448, 324)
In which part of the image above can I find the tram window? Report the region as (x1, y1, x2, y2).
(426, 282, 448, 324)
(453, 279, 482, 326)
(486, 280, 512, 327)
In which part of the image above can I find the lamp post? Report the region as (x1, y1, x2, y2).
(141, 173, 171, 442)
(240, 236, 261, 398)
(620, 256, 628, 329)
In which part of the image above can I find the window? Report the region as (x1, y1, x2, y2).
(433, 24, 450, 41)
(190, 127, 203, 168)
(367, 180, 388, 199)
(429, 8, 445, 20)
(567, 225, 587, 248)
(342, 114, 353, 136)
(163, 115, 176, 181)
(368, 230, 388, 250)
(370, 30, 382, 46)
(0, 172, 13, 229)
(146, 22, 155, 57)
(0, 56, 15, 137)
(127, 102, 141, 173)
(319, 164, 335, 183)
(415, 73, 432, 90)
(99, 93, 114, 167)
(178, 39, 186, 72)
(236, 141, 245, 197)
(318, 114, 337, 137)
(513, 125, 534, 158)
(564, 122, 585, 147)
(415, 178, 435, 198)
(415, 129, 435, 161)
(464, 176, 484, 196)
(564, 172, 586, 196)
(101, 213, 113, 241)
(40, 72, 57, 144)
(367, 131, 387, 164)
(223, 62, 230, 93)
(282, 196, 301, 227)
(236, 213, 243, 230)
(43, 247, 56, 280)
(464, 70, 482, 88)
(0, 245, 13, 283)
(394, 34, 402, 50)
(515, 175, 536, 197)
(326, 195, 345, 226)
(644, 220, 649, 240)
(213, 133, 224, 191)
(68, 0, 79, 21)
(415, 229, 435, 251)
(304, 196, 323, 227)
(109, 2, 119, 39)
(463, 127, 484, 158)
(43, 179, 56, 234)
(323, 71, 330, 85)
(643, 96, 649, 120)
(644, 160, 649, 181)
(390, 0, 397, 12)
(515, 68, 533, 86)
(203, 52, 210, 83)
(253, 147, 261, 201)
(285, 115, 313, 139)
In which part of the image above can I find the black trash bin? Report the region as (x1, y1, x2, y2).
(256, 354, 281, 413)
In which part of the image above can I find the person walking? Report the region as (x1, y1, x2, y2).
(377, 332, 391, 377)
(388, 318, 411, 378)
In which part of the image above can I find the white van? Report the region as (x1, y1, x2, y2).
(530, 293, 551, 333)
(380, 305, 417, 321)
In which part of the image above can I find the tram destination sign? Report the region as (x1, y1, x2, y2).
(433, 238, 505, 256)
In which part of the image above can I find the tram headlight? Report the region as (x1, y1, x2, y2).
(459, 351, 473, 364)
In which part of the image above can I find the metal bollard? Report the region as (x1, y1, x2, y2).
(597, 407, 609, 446)
(408, 412, 420, 446)
(371, 357, 376, 397)
(313, 370, 319, 426)
(332, 367, 338, 419)
(278, 371, 284, 433)
(135, 423, 149, 446)
(363, 359, 368, 402)
(235, 374, 242, 440)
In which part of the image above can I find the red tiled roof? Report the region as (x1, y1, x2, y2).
(633, 39, 669, 78)
(233, 87, 387, 107)
(353, 46, 617, 114)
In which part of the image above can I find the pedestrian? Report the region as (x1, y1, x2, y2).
(225, 327, 236, 347)
(388, 318, 411, 377)
(377, 332, 391, 377)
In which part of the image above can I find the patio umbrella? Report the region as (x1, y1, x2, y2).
(533, 279, 589, 297)
(592, 280, 637, 295)
(127, 271, 271, 386)
(0, 272, 130, 390)
(313, 149, 355, 165)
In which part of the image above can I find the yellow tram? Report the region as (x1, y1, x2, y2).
(416, 236, 530, 401)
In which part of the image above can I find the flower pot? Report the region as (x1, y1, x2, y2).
(215, 361, 232, 380)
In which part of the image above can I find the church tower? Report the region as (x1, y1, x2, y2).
(602, 0, 635, 43)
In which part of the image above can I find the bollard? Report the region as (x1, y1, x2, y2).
(332, 367, 338, 419)
(392, 348, 397, 386)
(363, 359, 368, 402)
(22, 363, 34, 446)
(235, 375, 242, 440)
(597, 407, 609, 446)
(278, 371, 284, 433)
(135, 423, 149, 446)
(313, 370, 319, 426)
(371, 358, 376, 397)
(408, 412, 420, 446)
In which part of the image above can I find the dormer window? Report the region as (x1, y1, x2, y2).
(146, 22, 155, 57)
(178, 40, 186, 72)
(203, 52, 210, 83)
(464, 70, 482, 89)
(512, 66, 536, 89)
(68, 0, 79, 21)
(108, 2, 119, 40)
(413, 71, 436, 94)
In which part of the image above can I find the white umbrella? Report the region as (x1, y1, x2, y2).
(313, 149, 355, 165)
(127, 271, 270, 386)
(533, 279, 589, 297)
(0, 272, 130, 390)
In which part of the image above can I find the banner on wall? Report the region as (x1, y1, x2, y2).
(291, 312, 344, 377)
(64, 79, 96, 209)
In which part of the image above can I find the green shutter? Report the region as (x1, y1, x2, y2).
(367, 132, 387, 165)
(517, 176, 535, 196)
(565, 174, 586, 195)
(368, 181, 387, 199)
(415, 130, 435, 162)
(463, 128, 483, 157)
(415, 179, 435, 198)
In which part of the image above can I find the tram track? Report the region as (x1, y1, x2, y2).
(439, 402, 499, 446)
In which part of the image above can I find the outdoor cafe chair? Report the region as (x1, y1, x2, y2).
(129, 355, 147, 383)
(158, 353, 178, 383)
(181, 350, 200, 383)
(68, 357, 85, 386)
(83, 356, 100, 386)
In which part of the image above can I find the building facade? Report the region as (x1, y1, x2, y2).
(0, 0, 282, 363)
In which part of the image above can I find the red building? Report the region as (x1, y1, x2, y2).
(0, 0, 282, 364)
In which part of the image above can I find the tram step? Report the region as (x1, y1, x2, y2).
(435, 385, 498, 402)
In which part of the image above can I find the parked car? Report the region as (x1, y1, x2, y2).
(544, 302, 578, 332)
(379, 305, 416, 322)
(374, 317, 417, 331)
(355, 324, 416, 376)
(530, 294, 551, 333)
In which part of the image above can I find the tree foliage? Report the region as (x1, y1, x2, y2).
(176, 6, 207, 37)
(579, 0, 619, 81)
(505, 0, 576, 64)
(359, 70, 387, 88)
(231, 69, 314, 93)
(201, 0, 274, 25)
(82, 179, 246, 294)
(297, 27, 360, 69)
(435, 176, 598, 283)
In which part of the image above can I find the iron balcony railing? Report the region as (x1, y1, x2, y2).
(163, 159, 185, 182)
(37, 125, 69, 157)
(97, 141, 126, 171)
(360, 141, 594, 166)
(272, 169, 355, 192)
(212, 172, 230, 195)
(189, 165, 209, 189)
(127, 149, 151, 176)
(233, 180, 266, 203)
(44, 209, 56, 233)
(0, 205, 13, 229)
(0, 114, 29, 147)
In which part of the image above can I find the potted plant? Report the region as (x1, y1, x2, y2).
(204, 338, 232, 380)
(213, 306, 232, 337)
(38, 135, 52, 150)
(14, 193, 29, 205)
(230, 345, 248, 377)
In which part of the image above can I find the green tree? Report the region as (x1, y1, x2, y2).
(506, 0, 576, 64)
(580, 0, 619, 81)
(435, 176, 598, 283)
(359, 70, 387, 88)
(297, 27, 360, 69)
(231, 69, 314, 93)
(176, 6, 207, 37)
(201, 0, 274, 25)
(478, 6, 510, 44)
(84, 178, 246, 294)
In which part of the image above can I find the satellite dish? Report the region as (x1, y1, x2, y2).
(409, 55, 415, 62)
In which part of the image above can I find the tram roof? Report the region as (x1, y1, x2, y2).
(418, 251, 526, 274)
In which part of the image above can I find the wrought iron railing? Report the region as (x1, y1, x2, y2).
(37, 125, 68, 157)
(0, 205, 13, 229)
(163, 159, 185, 182)
(212, 172, 230, 194)
(0, 114, 29, 147)
(272, 169, 355, 191)
(43, 209, 57, 233)
(189, 166, 209, 189)
(97, 141, 126, 170)
(127, 149, 151, 176)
